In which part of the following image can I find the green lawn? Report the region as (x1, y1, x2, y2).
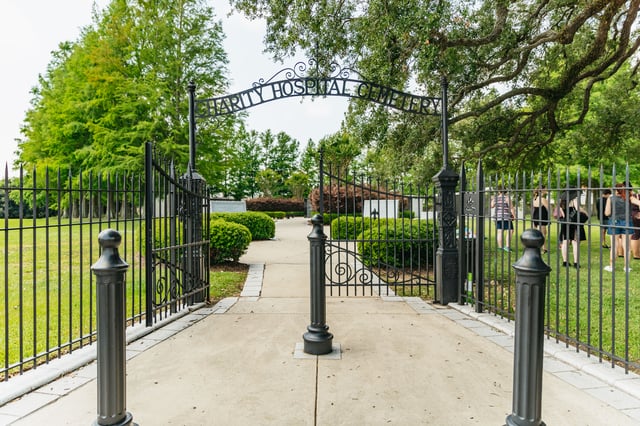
(1, 218, 247, 378)
(480, 216, 640, 370)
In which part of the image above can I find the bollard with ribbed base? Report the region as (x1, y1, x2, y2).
(506, 229, 551, 426)
(303, 214, 334, 355)
(91, 229, 136, 426)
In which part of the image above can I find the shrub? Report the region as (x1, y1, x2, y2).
(262, 211, 286, 219)
(330, 214, 416, 240)
(357, 219, 438, 268)
(210, 211, 275, 240)
(330, 216, 376, 240)
(246, 197, 304, 212)
(209, 219, 252, 263)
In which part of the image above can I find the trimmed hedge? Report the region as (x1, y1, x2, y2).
(330, 215, 417, 239)
(246, 197, 304, 212)
(356, 219, 438, 268)
(262, 211, 286, 219)
(210, 212, 275, 240)
(330, 216, 376, 240)
(209, 220, 252, 263)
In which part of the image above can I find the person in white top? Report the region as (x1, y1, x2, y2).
(491, 186, 516, 252)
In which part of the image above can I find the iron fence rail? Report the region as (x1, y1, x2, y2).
(4, 150, 638, 378)
(318, 159, 438, 298)
(1, 166, 145, 380)
(1, 144, 210, 381)
(462, 163, 640, 373)
(316, 158, 640, 373)
(146, 144, 210, 324)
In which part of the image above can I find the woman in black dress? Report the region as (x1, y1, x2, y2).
(559, 196, 588, 268)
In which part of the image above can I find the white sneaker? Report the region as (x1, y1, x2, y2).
(604, 265, 613, 272)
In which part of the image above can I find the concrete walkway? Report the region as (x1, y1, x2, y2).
(2, 217, 640, 425)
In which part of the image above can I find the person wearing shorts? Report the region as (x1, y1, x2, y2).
(491, 186, 515, 252)
(604, 183, 640, 272)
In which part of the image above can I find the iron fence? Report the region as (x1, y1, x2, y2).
(315, 158, 438, 298)
(1, 165, 145, 380)
(1, 143, 210, 380)
(461, 162, 640, 373)
(145, 143, 210, 324)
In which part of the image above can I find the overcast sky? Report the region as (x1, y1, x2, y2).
(0, 1, 348, 175)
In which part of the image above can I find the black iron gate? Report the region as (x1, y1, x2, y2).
(316, 154, 439, 297)
(144, 143, 210, 325)
(189, 59, 458, 304)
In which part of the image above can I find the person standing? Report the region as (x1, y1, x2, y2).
(604, 183, 640, 272)
(491, 186, 516, 252)
(558, 194, 588, 268)
(532, 187, 550, 253)
(596, 189, 612, 248)
(631, 191, 640, 259)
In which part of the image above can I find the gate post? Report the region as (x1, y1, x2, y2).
(506, 229, 551, 426)
(144, 143, 154, 326)
(432, 77, 459, 304)
(303, 214, 334, 355)
(182, 82, 207, 304)
(432, 168, 460, 304)
(183, 170, 207, 304)
(91, 229, 135, 426)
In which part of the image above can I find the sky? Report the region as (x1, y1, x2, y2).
(0, 1, 349, 175)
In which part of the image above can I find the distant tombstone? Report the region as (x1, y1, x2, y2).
(210, 200, 247, 213)
(410, 197, 433, 219)
(304, 198, 312, 218)
(363, 199, 399, 219)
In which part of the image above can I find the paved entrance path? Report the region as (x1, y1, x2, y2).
(3, 217, 640, 425)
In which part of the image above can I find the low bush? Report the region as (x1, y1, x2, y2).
(357, 219, 438, 268)
(246, 197, 304, 213)
(330, 216, 376, 240)
(262, 211, 286, 219)
(330, 215, 417, 239)
(209, 220, 252, 263)
(210, 212, 275, 240)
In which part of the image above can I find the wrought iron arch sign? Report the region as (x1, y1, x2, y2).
(187, 59, 450, 171)
(194, 60, 442, 119)
(186, 59, 458, 308)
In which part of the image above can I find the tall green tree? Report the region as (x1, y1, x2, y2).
(259, 130, 300, 196)
(553, 63, 640, 168)
(18, 0, 232, 181)
(223, 124, 262, 199)
(299, 139, 319, 184)
(261, 130, 299, 179)
(230, 0, 640, 173)
(318, 132, 361, 177)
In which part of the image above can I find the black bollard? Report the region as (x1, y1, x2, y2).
(506, 229, 551, 426)
(302, 214, 334, 355)
(91, 229, 135, 426)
